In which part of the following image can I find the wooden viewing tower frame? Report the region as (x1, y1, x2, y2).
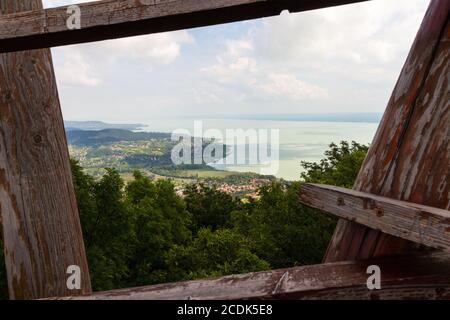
(0, 0, 449, 300)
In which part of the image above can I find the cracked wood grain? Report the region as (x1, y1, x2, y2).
(0, 0, 91, 300)
(324, 0, 450, 262)
(299, 183, 450, 251)
(50, 252, 450, 300)
(0, 0, 369, 53)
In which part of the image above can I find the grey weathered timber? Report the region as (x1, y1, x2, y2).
(51, 253, 450, 300)
(0, 0, 91, 299)
(324, 0, 450, 262)
(0, 0, 369, 53)
(299, 183, 450, 251)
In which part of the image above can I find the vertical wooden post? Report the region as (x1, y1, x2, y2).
(324, 0, 450, 262)
(0, 0, 91, 299)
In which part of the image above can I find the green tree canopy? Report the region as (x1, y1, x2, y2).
(300, 141, 369, 188)
(125, 171, 191, 286)
(183, 183, 238, 232)
(234, 182, 337, 268)
(166, 228, 270, 281)
(0, 141, 368, 299)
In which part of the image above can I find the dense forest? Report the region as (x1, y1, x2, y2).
(0, 141, 368, 299)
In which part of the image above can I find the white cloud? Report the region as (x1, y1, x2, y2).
(54, 47, 101, 87)
(202, 56, 257, 82)
(202, 39, 257, 82)
(52, 31, 194, 87)
(103, 31, 194, 68)
(196, 0, 428, 113)
(201, 37, 328, 102)
(254, 73, 329, 100)
(255, 0, 429, 82)
(225, 39, 254, 57)
(44, 0, 194, 86)
(44, 0, 194, 70)
(47, 0, 430, 118)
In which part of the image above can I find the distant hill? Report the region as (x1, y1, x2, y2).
(64, 121, 145, 131)
(67, 129, 171, 146)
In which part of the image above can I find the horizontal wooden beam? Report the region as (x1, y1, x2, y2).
(0, 0, 369, 53)
(324, 0, 450, 263)
(49, 252, 450, 300)
(299, 184, 450, 251)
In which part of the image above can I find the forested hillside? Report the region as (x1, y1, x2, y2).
(67, 129, 171, 146)
(0, 141, 368, 299)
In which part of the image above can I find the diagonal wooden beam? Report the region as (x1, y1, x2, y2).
(299, 183, 450, 251)
(50, 252, 450, 300)
(0, 0, 369, 53)
(0, 0, 91, 299)
(324, 0, 450, 262)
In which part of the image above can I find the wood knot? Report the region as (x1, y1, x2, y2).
(435, 287, 446, 297)
(420, 211, 432, 221)
(33, 134, 43, 144)
(337, 197, 345, 206)
(4, 91, 12, 101)
(369, 293, 380, 300)
(375, 207, 384, 217)
(42, 104, 52, 113)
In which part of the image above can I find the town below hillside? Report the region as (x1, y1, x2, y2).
(66, 122, 278, 198)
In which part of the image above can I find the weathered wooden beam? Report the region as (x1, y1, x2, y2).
(299, 183, 450, 251)
(0, 0, 369, 53)
(0, 0, 91, 299)
(52, 252, 450, 300)
(324, 0, 450, 262)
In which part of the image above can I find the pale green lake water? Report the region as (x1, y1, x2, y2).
(140, 118, 379, 181)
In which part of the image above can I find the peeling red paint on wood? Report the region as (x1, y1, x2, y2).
(0, 0, 91, 300)
(0, 0, 369, 53)
(324, 0, 450, 262)
(50, 253, 450, 300)
(0, 0, 447, 300)
(299, 183, 450, 251)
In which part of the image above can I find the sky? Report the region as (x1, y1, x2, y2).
(42, 0, 430, 122)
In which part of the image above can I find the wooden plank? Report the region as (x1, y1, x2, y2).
(324, 0, 450, 262)
(0, 0, 91, 299)
(0, 0, 369, 53)
(299, 183, 450, 251)
(50, 252, 450, 300)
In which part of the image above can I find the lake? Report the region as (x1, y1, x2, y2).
(138, 118, 379, 181)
